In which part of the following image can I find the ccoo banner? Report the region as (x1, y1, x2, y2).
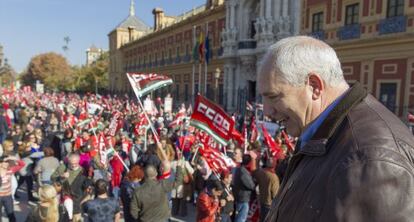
(190, 95, 235, 145)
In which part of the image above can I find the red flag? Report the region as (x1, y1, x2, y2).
(190, 95, 235, 145)
(108, 111, 121, 137)
(231, 128, 245, 146)
(281, 130, 295, 152)
(168, 111, 186, 128)
(178, 135, 195, 152)
(261, 124, 285, 160)
(250, 117, 259, 143)
(199, 143, 235, 173)
(134, 113, 149, 135)
(127, 73, 173, 97)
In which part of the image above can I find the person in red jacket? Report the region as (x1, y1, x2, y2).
(196, 179, 224, 222)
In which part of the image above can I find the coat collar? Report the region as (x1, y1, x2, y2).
(297, 82, 367, 156)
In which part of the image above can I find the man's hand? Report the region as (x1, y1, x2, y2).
(220, 199, 226, 207)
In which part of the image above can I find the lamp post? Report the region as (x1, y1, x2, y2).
(214, 68, 221, 103)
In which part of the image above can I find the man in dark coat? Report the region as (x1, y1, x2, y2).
(0, 109, 9, 144)
(258, 36, 414, 222)
(233, 154, 255, 222)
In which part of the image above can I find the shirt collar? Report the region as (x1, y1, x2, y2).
(299, 90, 348, 149)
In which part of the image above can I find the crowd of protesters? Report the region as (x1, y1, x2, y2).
(0, 89, 294, 222)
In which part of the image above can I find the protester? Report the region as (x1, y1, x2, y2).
(171, 151, 194, 217)
(120, 165, 144, 222)
(252, 157, 279, 222)
(0, 155, 25, 221)
(130, 149, 179, 222)
(259, 35, 414, 221)
(51, 153, 87, 222)
(219, 170, 234, 222)
(0, 109, 9, 144)
(26, 185, 59, 222)
(233, 154, 255, 222)
(34, 147, 60, 186)
(82, 179, 121, 222)
(196, 179, 223, 222)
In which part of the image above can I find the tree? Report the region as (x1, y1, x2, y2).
(0, 58, 16, 87)
(72, 52, 109, 92)
(21, 52, 73, 91)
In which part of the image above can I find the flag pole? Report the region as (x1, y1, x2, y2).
(91, 127, 130, 172)
(204, 22, 208, 95)
(192, 25, 196, 104)
(126, 74, 160, 143)
(198, 62, 201, 95)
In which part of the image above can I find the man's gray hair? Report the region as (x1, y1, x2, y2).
(144, 165, 158, 179)
(262, 36, 346, 86)
(68, 153, 80, 161)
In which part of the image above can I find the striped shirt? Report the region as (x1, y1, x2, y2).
(0, 160, 25, 197)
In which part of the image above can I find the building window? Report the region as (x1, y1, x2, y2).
(312, 12, 324, 32)
(206, 84, 213, 100)
(176, 47, 180, 56)
(195, 84, 199, 95)
(379, 83, 397, 113)
(345, 3, 359, 25)
(185, 45, 189, 56)
(175, 85, 180, 99)
(184, 84, 189, 101)
(387, 0, 404, 18)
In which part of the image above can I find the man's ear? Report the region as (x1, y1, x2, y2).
(307, 73, 324, 100)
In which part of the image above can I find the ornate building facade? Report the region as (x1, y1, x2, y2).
(109, 0, 301, 109)
(108, 0, 226, 106)
(221, 0, 301, 112)
(302, 0, 414, 118)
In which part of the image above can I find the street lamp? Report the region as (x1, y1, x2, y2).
(214, 68, 221, 103)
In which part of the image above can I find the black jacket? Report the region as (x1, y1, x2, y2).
(0, 115, 8, 135)
(233, 166, 255, 203)
(266, 82, 414, 222)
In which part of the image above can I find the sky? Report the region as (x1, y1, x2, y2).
(0, 0, 206, 73)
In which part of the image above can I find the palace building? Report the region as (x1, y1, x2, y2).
(301, 0, 414, 118)
(108, 0, 301, 110)
(108, 0, 226, 106)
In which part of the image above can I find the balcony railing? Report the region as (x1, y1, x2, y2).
(310, 30, 325, 40)
(338, 24, 361, 40)
(379, 16, 407, 35)
(238, 40, 256, 49)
